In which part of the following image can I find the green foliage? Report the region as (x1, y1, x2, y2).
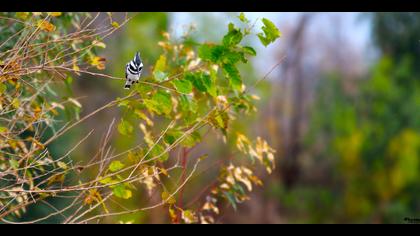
(305, 55, 420, 222)
(112, 184, 133, 199)
(118, 119, 134, 136)
(0, 12, 279, 224)
(109, 161, 125, 172)
(171, 79, 193, 94)
(144, 90, 173, 115)
(257, 18, 281, 47)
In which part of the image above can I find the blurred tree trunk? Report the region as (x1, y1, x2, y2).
(278, 14, 313, 189)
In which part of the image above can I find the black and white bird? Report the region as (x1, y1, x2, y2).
(124, 52, 143, 89)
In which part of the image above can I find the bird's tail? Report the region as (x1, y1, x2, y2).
(124, 81, 131, 89)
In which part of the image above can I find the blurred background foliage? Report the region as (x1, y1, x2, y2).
(6, 12, 420, 223)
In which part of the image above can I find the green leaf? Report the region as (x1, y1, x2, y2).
(136, 83, 153, 97)
(0, 126, 7, 133)
(154, 55, 166, 72)
(258, 18, 281, 47)
(257, 34, 271, 47)
(144, 90, 173, 116)
(16, 12, 30, 20)
(164, 130, 183, 145)
(118, 119, 134, 136)
(9, 159, 19, 169)
(144, 99, 160, 115)
(99, 177, 117, 185)
(198, 44, 213, 61)
(178, 94, 198, 121)
(109, 161, 125, 172)
(223, 24, 243, 46)
(153, 71, 168, 82)
(161, 191, 176, 205)
(211, 109, 229, 130)
(242, 46, 256, 56)
(181, 131, 201, 148)
(0, 83, 7, 95)
(117, 99, 130, 108)
(198, 44, 225, 63)
(153, 90, 172, 115)
(223, 191, 237, 211)
(185, 72, 216, 97)
(172, 79, 192, 94)
(238, 12, 249, 23)
(64, 76, 74, 95)
(149, 144, 169, 162)
(164, 129, 201, 148)
(222, 63, 243, 92)
(112, 184, 132, 199)
(186, 73, 207, 93)
(153, 55, 168, 82)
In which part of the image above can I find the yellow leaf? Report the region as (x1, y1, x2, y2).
(153, 55, 167, 74)
(37, 20, 56, 32)
(161, 191, 176, 205)
(168, 206, 178, 223)
(16, 12, 30, 20)
(57, 161, 68, 170)
(0, 127, 8, 134)
(90, 56, 106, 70)
(135, 110, 154, 126)
(111, 21, 120, 28)
(11, 98, 20, 109)
(72, 58, 80, 75)
(48, 12, 62, 17)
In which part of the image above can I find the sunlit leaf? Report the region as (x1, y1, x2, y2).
(145, 90, 172, 115)
(111, 21, 120, 28)
(238, 12, 249, 23)
(152, 55, 168, 82)
(109, 161, 125, 172)
(172, 79, 193, 94)
(161, 191, 176, 205)
(57, 161, 68, 170)
(48, 12, 62, 17)
(222, 63, 243, 92)
(0, 126, 7, 134)
(112, 184, 132, 199)
(149, 144, 169, 162)
(11, 98, 20, 109)
(242, 46, 256, 56)
(257, 18, 281, 47)
(91, 56, 106, 70)
(16, 12, 30, 20)
(118, 119, 134, 136)
(0, 83, 6, 95)
(37, 20, 56, 32)
(223, 23, 243, 46)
